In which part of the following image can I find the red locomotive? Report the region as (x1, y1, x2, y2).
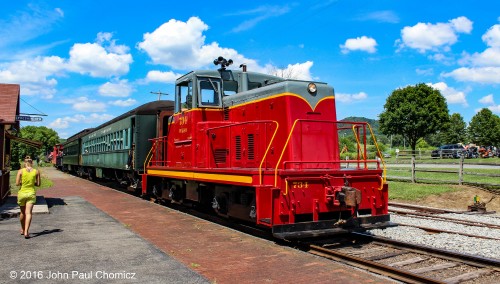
(142, 57, 391, 239)
(48, 144, 64, 169)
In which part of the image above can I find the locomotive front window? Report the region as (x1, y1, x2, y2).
(198, 78, 221, 107)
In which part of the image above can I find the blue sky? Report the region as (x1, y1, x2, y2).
(1, 1, 500, 138)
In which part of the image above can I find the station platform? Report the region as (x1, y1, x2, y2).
(0, 167, 395, 283)
(1, 195, 49, 218)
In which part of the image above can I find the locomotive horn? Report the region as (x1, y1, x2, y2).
(214, 56, 233, 70)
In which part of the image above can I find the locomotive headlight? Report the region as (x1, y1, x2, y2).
(307, 83, 317, 94)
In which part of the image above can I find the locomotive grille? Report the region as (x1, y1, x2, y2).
(235, 135, 242, 160)
(247, 134, 255, 160)
(223, 106, 230, 121)
(214, 148, 228, 164)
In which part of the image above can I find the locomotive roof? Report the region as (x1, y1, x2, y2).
(177, 69, 286, 85)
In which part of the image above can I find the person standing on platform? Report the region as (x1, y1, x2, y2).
(16, 156, 41, 239)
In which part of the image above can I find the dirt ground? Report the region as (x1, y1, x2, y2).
(392, 186, 500, 213)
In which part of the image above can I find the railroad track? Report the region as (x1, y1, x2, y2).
(388, 202, 500, 242)
(87, 177, 500, 282)
(302, 233, 500, 284)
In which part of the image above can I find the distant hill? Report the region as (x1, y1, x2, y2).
(339, 117, 381, 136)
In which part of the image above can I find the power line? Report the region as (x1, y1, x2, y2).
(20, 97, 47, 116)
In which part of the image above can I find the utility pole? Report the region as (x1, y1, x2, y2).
(150, 91, 169, 101)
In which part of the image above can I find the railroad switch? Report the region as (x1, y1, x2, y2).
(467, 195, 487, 213)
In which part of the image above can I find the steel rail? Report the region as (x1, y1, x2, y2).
(351, 233, 500, 269)
(397, 224, 500, 241)
(308, 244, 443, 284)
(390, 209, 500, 229)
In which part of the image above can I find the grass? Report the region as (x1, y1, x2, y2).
(8, 169, 54, 195)
(388, 180, 459, 200)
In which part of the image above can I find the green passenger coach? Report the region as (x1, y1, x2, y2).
(62, 129, 94, 172)
(62, 100, 174, 190)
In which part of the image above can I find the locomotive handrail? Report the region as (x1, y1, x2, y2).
(203, 120, 279, 185)
(352, 122, 387, 187)
(259, 121, 279, 185)
(143, 138, 160, 172)
(366, 123, 387, 186)
(349, 122, 387, 189)
(275, 119, 385, 188)
(351, 125, 367, 165)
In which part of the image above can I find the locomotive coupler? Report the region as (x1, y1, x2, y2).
(331, 186, 361, 207)
(342, 186, 362, 207)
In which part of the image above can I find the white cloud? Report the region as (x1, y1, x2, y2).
(428, 82, 468, 106)
(109, 98, 137, 107)
(442, 67, 500, 84)
(72, 97, 107, 112)
(0, 5, 64, 48)
(267, 61, 314, 80)
(482, 24, 500, 47)
(227, 5, 291, 33)
(138, 17, 314, 80)
(67, 33, 132, 77)
(479, 94, 495, 105)
(397, 16, 472, 53)
(99, 79, 133, 97)
(137, 17, 263, 72)
(335, 92, 368, 103)
(477, 94, 500, 114)
(48, 113, 113, 129)
(416, 68, 434, 76)
(48, 118, 70, 129)
(145, 70, 183, 83)
(450, 16, 473, 33)
(0, 32, 136, 99)
(458, 24, 500, 67)
(0, 56, 65, 99)
(459, 48, 500, 67)
(444, 23, 500, 84)
(340, 36, 377, 54)
(487, 105, 500, 113)
(355, 10, 399, 24)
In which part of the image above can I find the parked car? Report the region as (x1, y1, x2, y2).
(431, 144, 466, 158)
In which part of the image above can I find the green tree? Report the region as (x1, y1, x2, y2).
(442, 113, 467, 144)
(468, 108, 500, 146)
(11, 126, 60, 169)
(379, 83, 449, 152)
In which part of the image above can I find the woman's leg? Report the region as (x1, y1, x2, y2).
(24, 203, 34, 237)
(19, 206, 26, 234)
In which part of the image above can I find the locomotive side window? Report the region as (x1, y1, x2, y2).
(198, 78, 221, 107)
(176, 80, 192, 112)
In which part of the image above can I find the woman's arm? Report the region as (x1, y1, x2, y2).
(16, 170, 22, 186)
(36, 170, 41, 187)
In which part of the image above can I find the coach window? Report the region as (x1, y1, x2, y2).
(198, 77, 221, 108)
